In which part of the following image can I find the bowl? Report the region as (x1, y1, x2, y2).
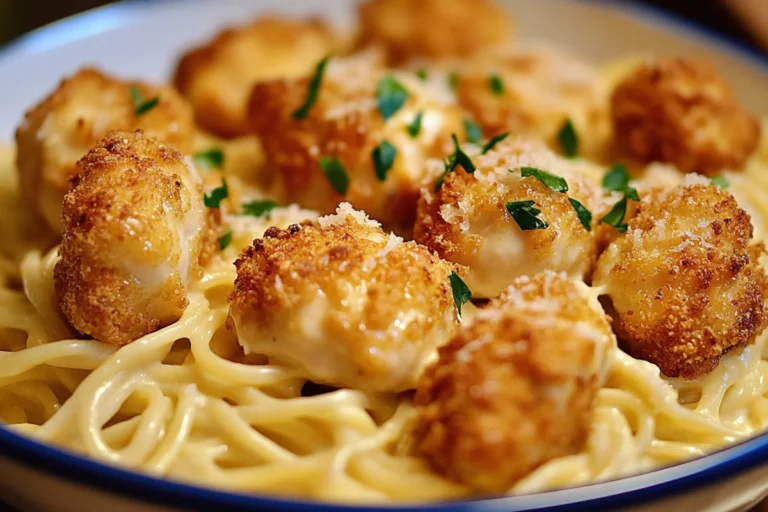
(2, 1, 768, 511)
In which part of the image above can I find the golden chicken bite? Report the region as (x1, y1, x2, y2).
(415, 138, 606, 298)
(413, 272, 614, 493)
(592, 175, 768, 379)
(228, 203, 460, 392)
(55, 131, 211, 345)
(175, 17, 339, 138)
(357, 0, 511, 64)
(16, 68, 194, 233)
(248, 53, 465, 230)
(611, 57, 760, 175)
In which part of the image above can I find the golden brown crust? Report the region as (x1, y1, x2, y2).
(413, 272, 613, 492)
(611, 57, 760, 175)
(592, 179, 768, 379)
(15, 67, 194, 233)
(357, 0, 511, 64)
(55, 130, 208, 345)
(174, 17, 338, 138)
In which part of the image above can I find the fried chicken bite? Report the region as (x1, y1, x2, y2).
(611, 57, 760, 175)
(592, 175, 768, 379)
(357, 0, 511, 65)
(248, 53, 465, 230)
(415, 138, 606, 298)
(16, 68, 194, 233)
(174, 17, 339, 138)
(55, 131, 212, 345)
(414, 272, 614, 493)
(228, 203, 460, 392)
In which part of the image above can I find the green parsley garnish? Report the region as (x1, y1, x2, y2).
(416, 68, 428, 81)
(449, 271, 472, 317)
(372, 140, 398, 182)
(217, 229, 233, 250)
(434, 134, 476, 191)
(520, 166, 569, 193)
(602, 163, 630, 192)
(569, 198, 592, 232)
(319, 156, 349, 195)
(193, 148, 224, 172)
(204, 179, 229, 208)
(557, 118, 579, 158)
(624, 187, 639, 201)
(711, 176, 730, 189)
(489, 74, 505, 95)
(406, 111, 423, 137)
(291, 56, 329, 119)
(481, 132, 509, 154)
(505, 200, 548, 231)
(601, 196, 629, 233)
(376, 75, 408, 121)
(448, 71, 459, 92)
(463, 119, 483, 144)
(129, 85, 159, 116)
(241, 200, 280, 219)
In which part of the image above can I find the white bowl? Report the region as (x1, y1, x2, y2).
(2, 1, 768, 511)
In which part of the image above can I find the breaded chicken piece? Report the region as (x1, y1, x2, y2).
(413, 272, 614, 493)
(248, 53, 465, 230)
(415, 138, 607, 298)
(16, 68, 194, 233)
(357, 0, 511, 64)
(456, 47, 609, 159)
(228, 203, 460, 392)
(611, 57, 760, 175)
(592, 175, 768, 379)
(175, 17, 339, 138)
(55, 131, 211, 345)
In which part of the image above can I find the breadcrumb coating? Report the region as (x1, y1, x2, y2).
(15, 67, 194, 233)
(357, 0, 511, 64)
(228, 203, 460, 392)
(175, 17, 339, 138)
(611, 57, 760, 175)
(248, 53, 465, 230)
(414, 138, 608, 298)
(55, 131, 210, 345)
(592, 177, 768, 379)
(413, 272, 614, 493)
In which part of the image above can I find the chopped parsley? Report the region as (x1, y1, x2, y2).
(129, 85, 159, 116)
(489, 74, 505, 95)
(416, 68, 428, 81)
(449, 271, 472, 317)
(601, 196, 629, 233)
(711, 176, 730, 189)
(434, 134, 477, 191)
(481, 132, 509, 154)
(241, 199, 280, 219)
(291, 56, 329, 119)
(602, 163, 630, 192)
(463, 119, 483, 144)
(520, 166, 569, 193)
(557, 118, 579, 158)
(569, 198, 592, 232)
(217, 229, 233, 250)
(623, 187, 639, 201)
(406, 111, 423, 137)
(505, 200, 548, 231)
(372, 140, 398, 182)
(319, 156, 349, 195)
(204, 179, 229, 208)
(376, 75, 409, 121)
(448, 71, 459, 92)
(193, 148, 224, 172)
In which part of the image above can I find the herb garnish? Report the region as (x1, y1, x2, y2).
(557, 118, 578, 158)
(291, 56, 329, 119)
(569, 198, 592, 231)
(376, 75, 409, 121)
(448, 71, 459, 92)
(217, 229, 233, 250)
(481, 132, 509, 154)
(372, 140, 398, 182)
(193, 148, 224, 172)
(520, 166, 569, 193)
(129, 85, 159, 116)
(241, 200, 280, 219)
(416, 68, 428, 81)
(602, 163, 630, 192)
(449, 271, 472, 317)
(319, 157, 349, 195)
(463, 119, 483, 144)
(406, 111, 423, 137)
(489, 74, 505, 95)
(505, 200, 548, 231)
(711, 176, 730, 189)
(434, 134, 476, 191)
(601, 196, 630, 233)
(204, 179, 229, 208)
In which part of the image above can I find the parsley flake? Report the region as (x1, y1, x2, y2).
(204, 179, 229, 208)
(505, 200, 548, 231)
(319, 156, 349, 195)
(711, 176, 730, 189)
(376, 75, 408, 121)
(557, 118, 579, 158)
(416, 68, 428, 81)
(448, 71, 459, 92)
(217, 229, 233, 250)
(569, 198, 592, 231)
(601, 196, 629, 233)
(434, 134, 476, 191)
(241, 200, 280, 219)
(520, 166, 569, 193)
(481, 132, 509, 154)
(193, 148, 224, 172)
(463, 119, 483, 144)
(372, 140, 398, 182)
(129, 85, 159, 116)
(449, 271, 472, 317)
(406, 111, 423, 137)
(489, 74, 505, 95)
(602, 163, 630, 192)
(291, 56, 329, 119)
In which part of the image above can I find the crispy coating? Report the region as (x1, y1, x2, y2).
(456, 47, 610, 159)
(248, 54, 465, 230)
(174, 17, 338, 138)
(55, 131, 209, 345)
(415, 138, 607, 298)
(611, 57, 760, 175)
(228, 203, 460, 392)
(592, 176, 768, 379)
(357, 0, 511, 64)
(413, 272, 614, 493)
(15, 68, 194, 233)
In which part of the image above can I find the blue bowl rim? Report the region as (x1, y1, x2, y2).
(2, 0, 768, 510)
